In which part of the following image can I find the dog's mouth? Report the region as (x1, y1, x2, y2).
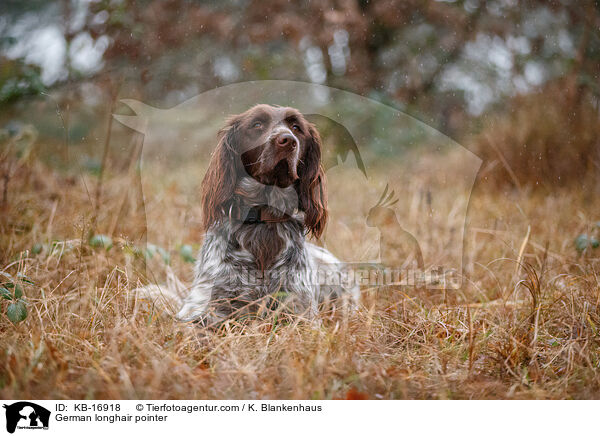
(257, 158, 297, 188)
(242, 144, 300, 188)
(276, 158, 298, 181)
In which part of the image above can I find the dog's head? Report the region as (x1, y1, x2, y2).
(201, 104, 327, 237)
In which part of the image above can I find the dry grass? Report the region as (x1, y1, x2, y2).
(1, 137, 599, 400)
(470, 80, 600, 191)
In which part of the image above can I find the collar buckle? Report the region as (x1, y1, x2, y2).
(244, 207, 262, 224)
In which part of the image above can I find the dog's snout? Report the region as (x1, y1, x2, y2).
(275, 133, 297, 149)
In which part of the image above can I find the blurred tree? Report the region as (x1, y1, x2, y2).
(0, 0, 598, 136)
(0, 56, 45, 104)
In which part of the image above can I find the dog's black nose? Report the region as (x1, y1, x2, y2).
(276, 133, 297, 149)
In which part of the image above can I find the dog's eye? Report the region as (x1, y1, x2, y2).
(292, 124, 301, 132)
(253, 121, 262, 129)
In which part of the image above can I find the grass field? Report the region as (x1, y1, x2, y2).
(1, 119, 599, 399)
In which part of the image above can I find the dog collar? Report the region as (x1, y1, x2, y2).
(228, 204, 293, 224)
(243, 206, 292, 224)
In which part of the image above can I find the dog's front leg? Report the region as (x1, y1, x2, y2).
(176, 280, 212, 322)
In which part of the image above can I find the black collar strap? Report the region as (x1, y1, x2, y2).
(235, 206, 292, 224)
(244, 206, 292, 224)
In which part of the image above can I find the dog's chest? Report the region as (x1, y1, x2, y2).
(225, 223, 305, 271)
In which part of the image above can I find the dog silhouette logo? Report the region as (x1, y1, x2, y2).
(2, 402, 50, 433)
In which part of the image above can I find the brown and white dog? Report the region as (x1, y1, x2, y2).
(176, 104, 359, 324)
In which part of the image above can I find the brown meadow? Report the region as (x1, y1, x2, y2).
(1, 116, 599, 399)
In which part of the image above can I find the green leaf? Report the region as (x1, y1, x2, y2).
(17, 272, 34, 285)
(157, 246, 171, 265)
(575, 234, 590, 253)
(14, 284, 22, 299)
(7, 300, 27, 323)
(0, 287, 12, 300)
(32, 243, 43, 254)
(145, 243, 157, 259)
(179, 245, 196, 263)
(273, 291, 290, 301)
(0, 272, 13, 281)
(575, 234, 600, 252)
(89, 234, 113, 250)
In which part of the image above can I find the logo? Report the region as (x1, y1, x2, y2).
(113, 81, 481, 289)
(2, 402, 50, 433)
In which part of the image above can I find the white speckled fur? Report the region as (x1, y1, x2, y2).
(176, 177, 359, 323)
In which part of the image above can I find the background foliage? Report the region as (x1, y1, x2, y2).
(1, 0, 599, 400)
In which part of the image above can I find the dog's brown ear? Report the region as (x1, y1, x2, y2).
(201, 120, 240, 232)
(297, 122, 327, 239)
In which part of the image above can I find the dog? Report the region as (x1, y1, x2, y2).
(176, 104, 359, 324)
